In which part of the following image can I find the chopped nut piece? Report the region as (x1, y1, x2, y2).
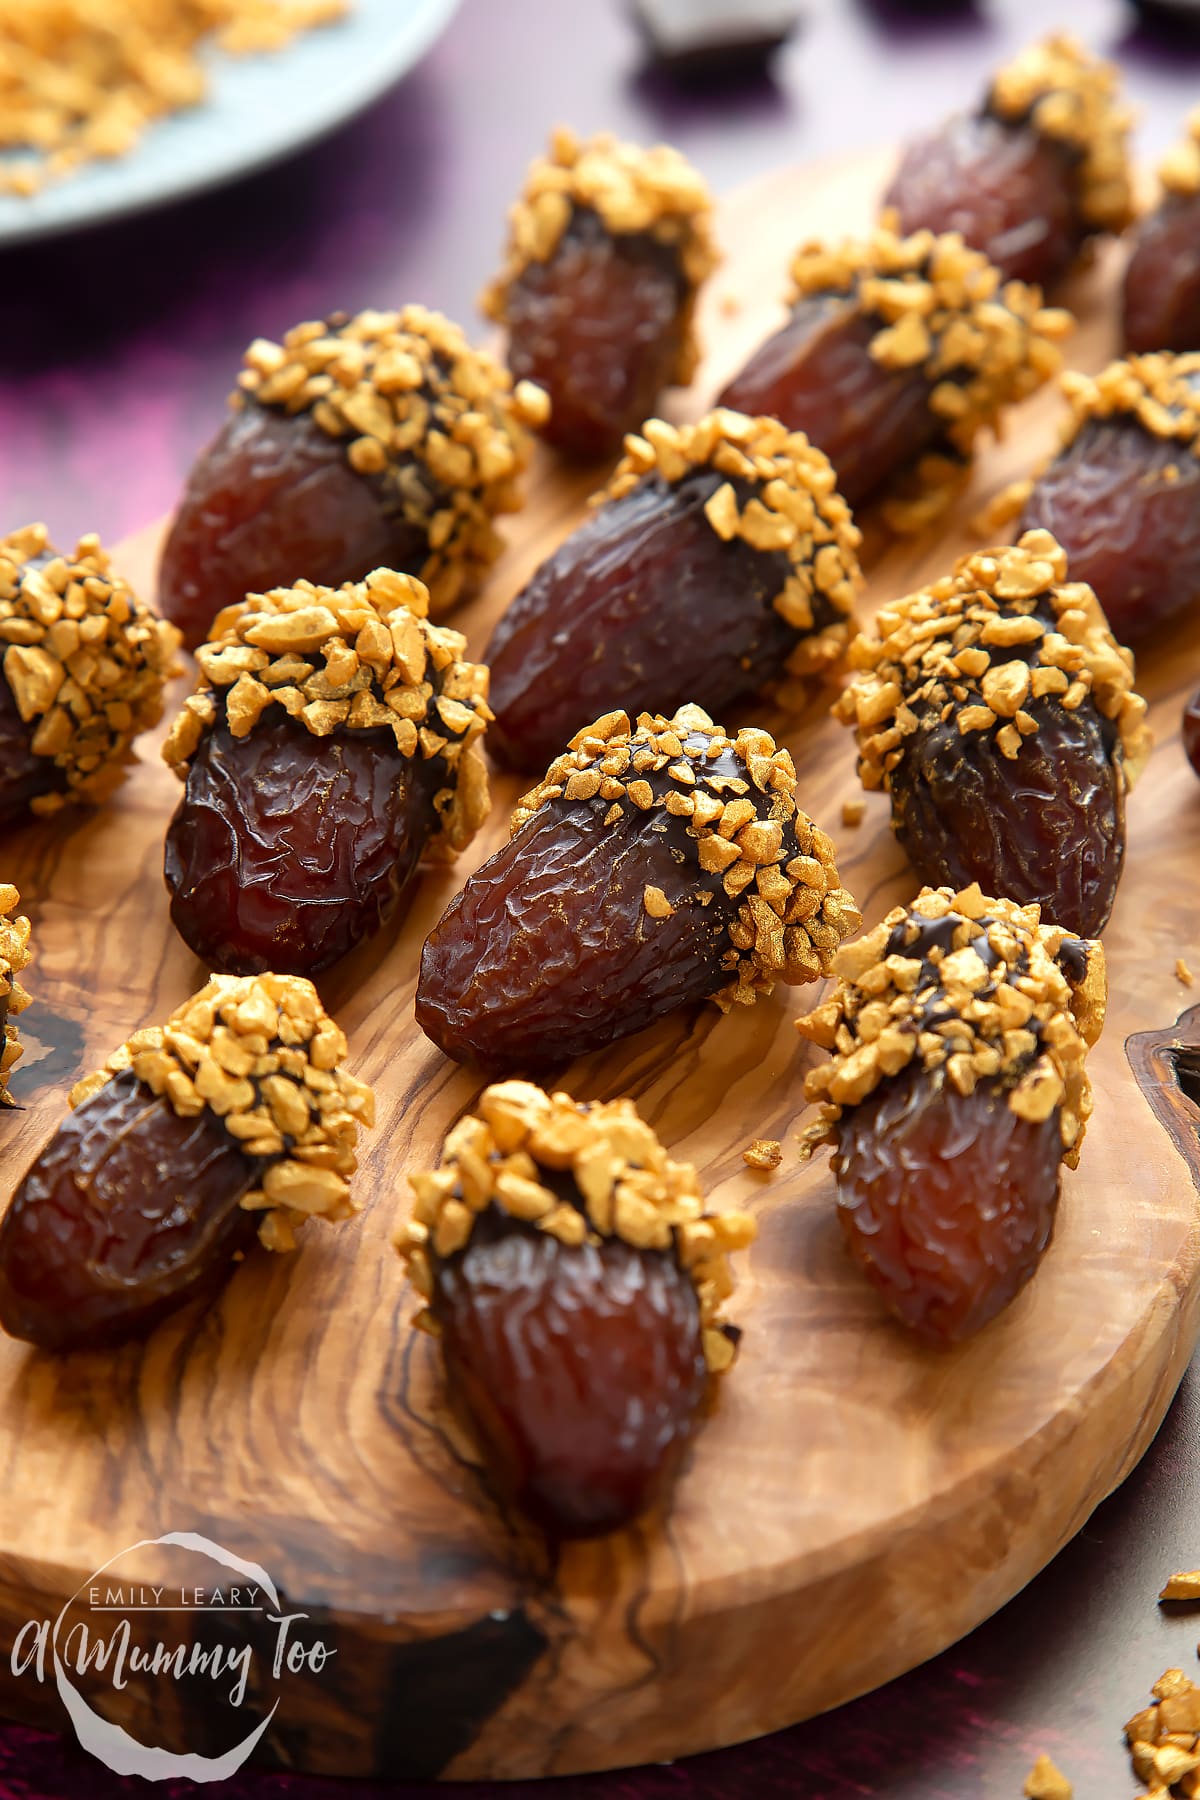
(1177, 960, 1196, 989)
(0, 884, 32, 1106)
(1023, 1752, 1073, 1800)
(398, 1082, 753, 1368)
(72, 973, 374, 1253)
(1058, 352, 1200, 458)
(988, 34, 1134, 236)
(743, 1138, 782, 1171)
(841, 798, 866, 829)
(1161, 1570, 1200, 1601)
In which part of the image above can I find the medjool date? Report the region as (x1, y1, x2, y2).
(835, 531, 1150, 935)
(1124, 114, 1200, 354)
(1020, 354, 1200, 643)
(0, 884, 31, 1106)
(483, 129, 717, 460)
(0, 524, 177, 825)
(163, 569, 491, 978)
(158, 306, 546, 649)
(797, 886, 1106, 1344)
(486, 411, 861, 773)
(0, 973, 373, 1350)
(884, 34, 1133, 290)
(719, 228, 1068, 530)
(416, 704, 859, 1070)
(399, 1082, 753, 1535)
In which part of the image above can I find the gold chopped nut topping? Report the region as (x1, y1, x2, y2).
(1023, 1753, 1073, 1800)
(1125, 1669, 1200, 1796)
(1059, 351, 1200, 456)
(70, 973, 373, 1253)
(0, 2, 346, 197)
(163, 568, 491, 856)
(235, 306, 546, 615)
(1160, 107, 1200, 198)
(482, 126, 719, 389)
(604, 410, 862, 677)
(1161, 1570, 1200, 1601)
(398, 1081, 754, 1367)
(835, 529, 1151, 797)
(1178, 959, 1196, 988)
(789, 228, 1070, 532)
(512, 703, 861, 1008)
(988, 34, 1134, 236)
(0, 524, 180, 813)
(743, 1138, 782, 1171)
(0, 883, 32, 1107)
(842, 798, 866, 829)
(796, 884, 1106, 1165)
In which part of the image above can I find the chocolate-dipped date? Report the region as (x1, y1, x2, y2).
(485, 411, 861, 773)
(163, 569, 492, 978)
(399, 1082, 753, 1535)
(417, 703, 860, 1070)
(1124, 112, 1200, 354)
(0, 974, 373, 1350)
(884, 34, 1132, 289)
(835, 531, 1150, 935)
(0, 885, 31, 1106)
(719, 228, 1068, 530)
(158, 306, 546, 648)
(797, 886, 1106, 1344)
(1019, 355, 1200, 643)
(482, 129, 717, 460)
(0, 524, 178, 825)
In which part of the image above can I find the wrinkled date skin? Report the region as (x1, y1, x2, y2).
(0, 1070, 261, 1350)
(0, 667, 67, 825)
(1021, 416, 1200, 642)
(884, 112, 1082, 289)
(505, 206, 688, 461)
(1124, 194, 1200, 354)
(833, 1066, 1063, 1344)
(166, 713, 436, 976)
(719, 296, 937, 510)
(418, 736, 747, 1069)
(486, 471, 796, 772)
(432, 1203, 707, 1536)
(889, 697, 1123, 937)
(158, 404, 432, 649)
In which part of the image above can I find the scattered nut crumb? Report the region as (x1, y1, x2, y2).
(841, 798, 866, 829)
(719, 292, 742, 317)
(743, 1138, 782, 1171)
(643, 883, 675, 920)
(1161, 1569, 1200, 1600)
(1177, 959, 1195, 988)
(1023, 1752, 1073, 1800)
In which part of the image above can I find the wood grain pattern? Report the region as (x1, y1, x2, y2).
(1, 145, 1200, 1780)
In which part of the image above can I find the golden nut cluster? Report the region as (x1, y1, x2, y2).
(0, 524, 180, 813)
(836, 529, 1151, 785)
(71, 974, 374, 1254)
(1060, 351, 1200, 453)
(1159, 107, 1200, 197)
(0, 1, 345, 197)
(604, 410, 862, 677)
(0, 884, 32, 1107)
(513, 702, 861, 1007)
(989, 33, 1134, 235)
(790, 228, 1071, 532)
(235, 305, 549, 615)
(796, 883, 1107, 1166)
(398, 1081, 755, 1372)
(163, 568, 492, 856)
(483, 126, 720, 388)
(1124, 1667, 1200, 1796)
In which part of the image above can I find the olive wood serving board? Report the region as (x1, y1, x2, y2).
(1, 145, 1200, 1781)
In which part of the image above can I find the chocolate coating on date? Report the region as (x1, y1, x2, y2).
(0, 1070, 261, 1350)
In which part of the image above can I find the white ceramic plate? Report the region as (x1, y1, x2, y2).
(0, 0, 461, 247)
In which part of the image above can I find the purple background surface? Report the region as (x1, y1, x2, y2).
(4, 0, 1200, 1794)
